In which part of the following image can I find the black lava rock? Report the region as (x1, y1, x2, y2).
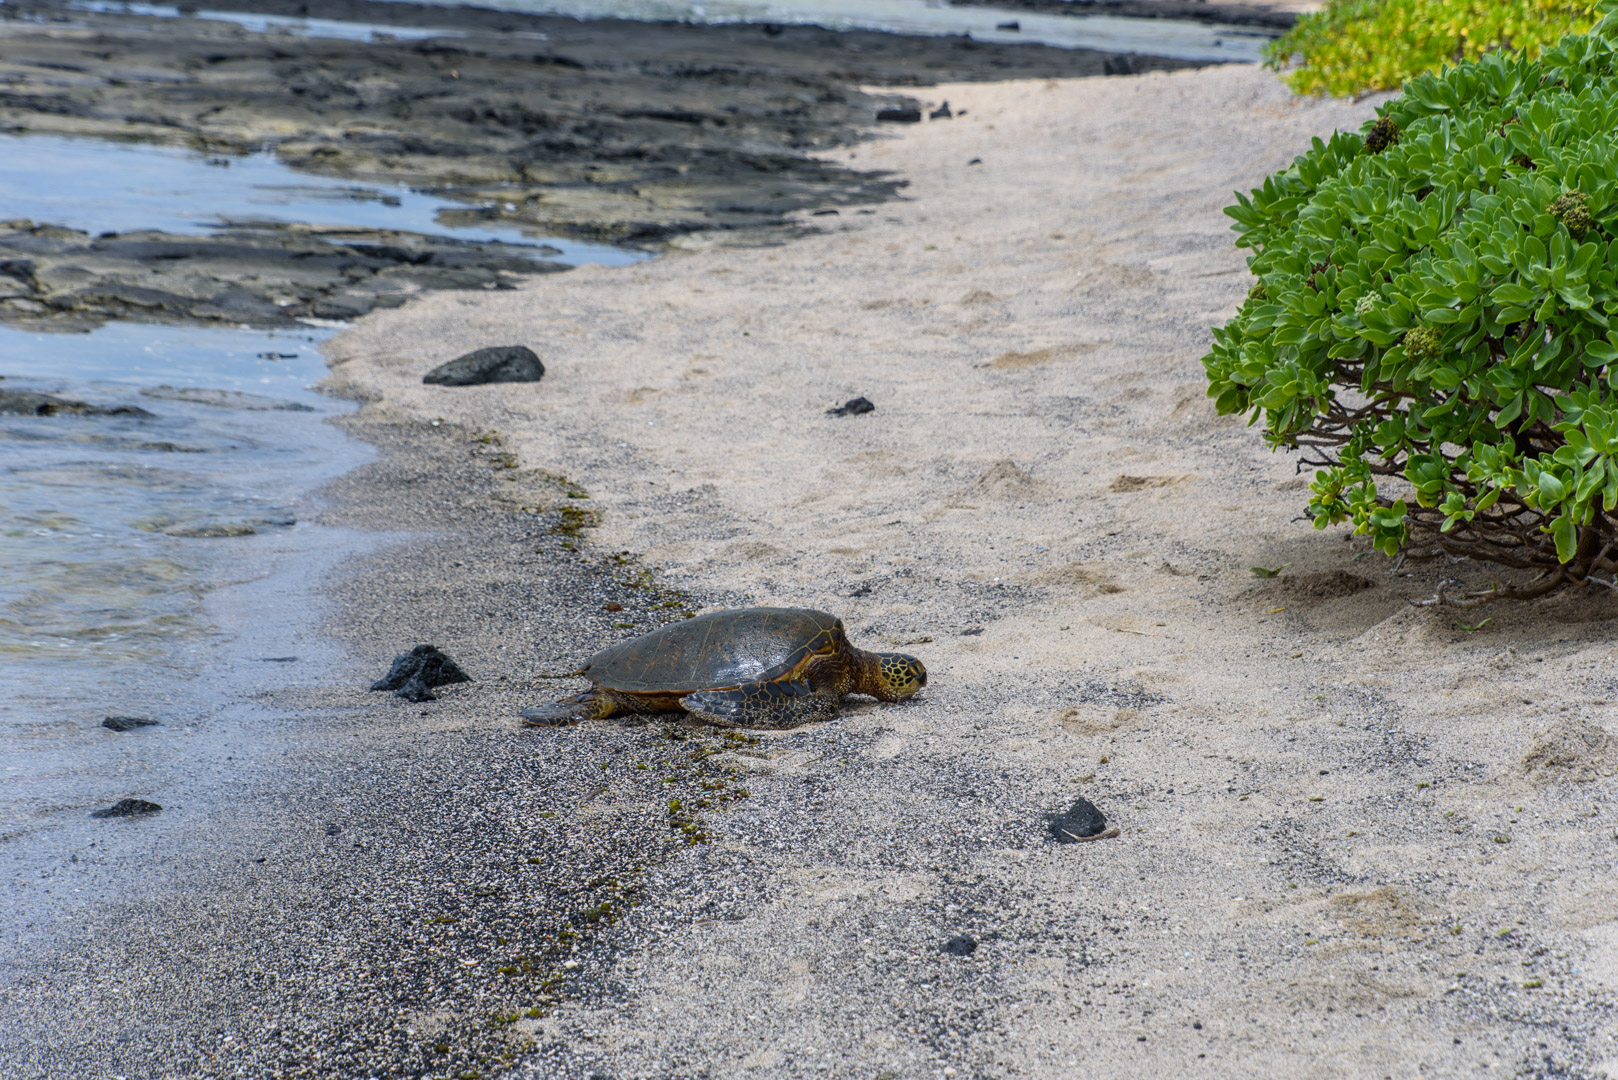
(827, 397, 875, 416)
(370, 644, 472, 702)
(91, 798, 162, 819)
(103, 716, 160, 732)
(942, 935, 978, 956)
(876, 107, 921, 124)
(423, 345, 545, 387)
(1050, 797, 1108, 842)
(929, 101, 953, 120)
(0, 390, 155, 418)
(996, 20, 1020, 31)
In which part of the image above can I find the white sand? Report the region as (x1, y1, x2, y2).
(330, 64, 1618, 1077)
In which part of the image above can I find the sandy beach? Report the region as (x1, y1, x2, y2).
(322, 63, 1618, 1077)
(6, 5, 1618, 1076)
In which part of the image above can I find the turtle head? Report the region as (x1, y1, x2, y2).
(864, 652, 927, 701)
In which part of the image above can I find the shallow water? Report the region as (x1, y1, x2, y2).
(0, 132, 644, 267)
(0, 319, 376, 956)
(0, 323, 351, 688)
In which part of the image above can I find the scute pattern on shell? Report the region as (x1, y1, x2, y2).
(580, 607, 845, 695)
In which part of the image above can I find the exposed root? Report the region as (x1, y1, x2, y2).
(1408, 568, 1567, 609)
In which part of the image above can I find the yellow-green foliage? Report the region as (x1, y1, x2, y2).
(1268, 0, 1601, 96)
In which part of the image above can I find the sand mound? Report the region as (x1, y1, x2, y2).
(1523, 717, 1618, 783)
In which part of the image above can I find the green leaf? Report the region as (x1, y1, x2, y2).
(1553, 515, 1578, 564)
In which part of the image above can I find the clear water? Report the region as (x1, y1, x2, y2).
(0, 132, 645, 267)
(0, 323, 373, 994)
(0, 324, 348, 681)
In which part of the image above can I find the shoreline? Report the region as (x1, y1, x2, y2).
(4, 10, 1617, 1080)
(0, 0, 1209, 332)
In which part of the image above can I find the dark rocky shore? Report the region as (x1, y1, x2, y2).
(949, 0, 1301, 31)
(0, 0, 1216, 330)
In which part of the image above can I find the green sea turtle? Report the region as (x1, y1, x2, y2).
(521, 607, 926, 729)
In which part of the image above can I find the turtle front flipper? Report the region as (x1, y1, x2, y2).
(520, 690, 622, 727)
(681, 680, 839, 730)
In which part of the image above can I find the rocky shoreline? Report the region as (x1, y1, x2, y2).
(0, 0, 1222, 330)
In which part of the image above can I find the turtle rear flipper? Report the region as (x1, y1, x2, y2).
(520, 691, 619, 727)
(681, 681, 838, 730)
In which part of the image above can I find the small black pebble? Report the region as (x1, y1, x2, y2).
(827, 397, 875, 417)
(929, 100, 952, 120)
(810, 209, 840, 216)
(370, 644, 471, 702)
(850, 585, 872, 597)
(1193, 1021, 1203, 1030)
(1137, 1035, 1147, 1042)
(967, 158, 983, 166)
(942, 935, 977, 956)
(996, 19, 1020, 30)
(103, 716, 159, 732)
(91, 798, 162, 819)
(1049, 797, 1108, 842)
(326, 824, 342, 836)
(876, 107, 922, 124)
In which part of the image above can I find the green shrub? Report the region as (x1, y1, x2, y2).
(1268, 0, 1600, 98)
(1204, 13, 1618, 603)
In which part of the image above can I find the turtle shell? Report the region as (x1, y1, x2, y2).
(581, 607, 845, 694)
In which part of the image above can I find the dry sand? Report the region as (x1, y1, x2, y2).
(330, 64, 1618, 1078)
